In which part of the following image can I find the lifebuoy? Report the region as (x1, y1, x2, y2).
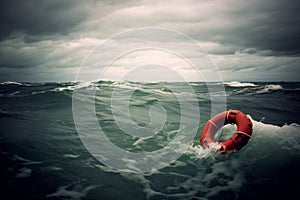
(200, 110, 253, 153)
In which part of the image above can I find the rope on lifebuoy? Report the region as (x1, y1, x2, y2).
(208, 119, 219, 129)
(236, 131, 252, 138)
(226, 109, 232, 122)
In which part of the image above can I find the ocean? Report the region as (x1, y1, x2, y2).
(0, 80, 299, 200)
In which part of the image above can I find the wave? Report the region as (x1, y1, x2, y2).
(111, 81, 142, 90)
(256, 84, 283, 94)
(231, 83, 287, 96)
(1, 80, 299, 200)
(46, 184, 100, 199)
(12, 154, 43, 165)
(0, 80, 296, 101)
(0, 81, 23, 85)
(224, 81, 257, 87)
(50, 80, 141, 92)
(51, 81, 95, 92)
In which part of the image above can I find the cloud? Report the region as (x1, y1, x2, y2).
(82, 0, 300, 55)
(2, 0, 299, 54)
(211, 54, 300, 81)
(0, 0, 299, 81)
(0, 0, 92, 40)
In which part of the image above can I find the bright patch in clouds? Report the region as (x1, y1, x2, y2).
(102, 49, 204, 82)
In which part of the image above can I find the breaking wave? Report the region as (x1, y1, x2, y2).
(224, 81, 257, 87)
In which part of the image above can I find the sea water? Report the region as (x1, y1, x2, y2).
(0, 81, 299, 199)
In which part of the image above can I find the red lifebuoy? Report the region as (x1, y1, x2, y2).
(200, 110, 253, 153)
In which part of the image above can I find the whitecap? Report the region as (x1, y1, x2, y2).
(257, 84, 283, 93)
(224, 81, 257, 87)
(0, 81, 23, 85)
(112, 81, 142, 90)
(50, 81, 96, 92)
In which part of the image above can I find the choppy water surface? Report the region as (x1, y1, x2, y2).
(0, 81, 299, 199)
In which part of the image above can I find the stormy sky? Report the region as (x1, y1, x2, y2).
(0, 0, 299, 82)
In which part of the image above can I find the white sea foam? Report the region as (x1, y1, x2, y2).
(224, 81, 257, 87)
(52, 81, 95, 92)
(112, 81, 142, 90)
(257, 84, 283, 93)
(63, 154, 80, 159)
(16, 167, 31, 178)
(188, 83, 200, 86)
(186, 143, 221, 159)
(132, 136, 152, 146)
(45, 166, 63, 171)
(0, 81, 23, 85)
(46, 184, 99, 200)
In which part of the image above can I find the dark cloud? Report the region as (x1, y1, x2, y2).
(214, 0, 300, 55)
(1, 0, 299, 54)
(0, 0, 89, 40)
